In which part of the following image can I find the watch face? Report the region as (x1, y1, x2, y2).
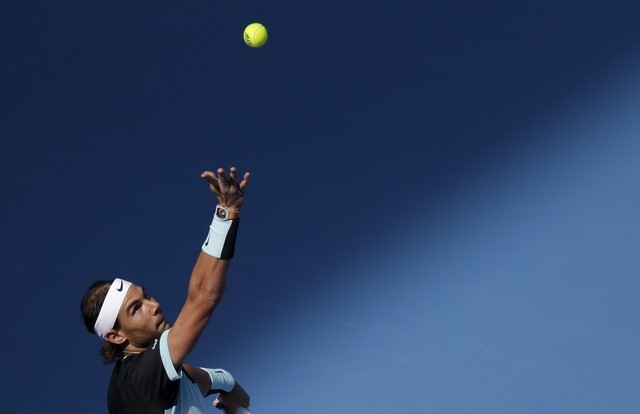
(216, 206, 228, 220)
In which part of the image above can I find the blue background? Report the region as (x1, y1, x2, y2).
(2, 1, 639, 413)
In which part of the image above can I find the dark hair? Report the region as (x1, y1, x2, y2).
(80, 279, 124, 364)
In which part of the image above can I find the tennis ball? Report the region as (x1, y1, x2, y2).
(244, 23, 268, 48)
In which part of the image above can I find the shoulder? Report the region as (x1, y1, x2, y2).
(108, 332, 180, 413)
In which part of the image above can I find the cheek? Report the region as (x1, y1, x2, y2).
(122, 313, 147, 333)
(123, 318, 154, 342)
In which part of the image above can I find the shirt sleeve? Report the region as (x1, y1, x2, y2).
(159, 329, 181, 381)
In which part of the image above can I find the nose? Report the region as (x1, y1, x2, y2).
(146, 298, 161, 314)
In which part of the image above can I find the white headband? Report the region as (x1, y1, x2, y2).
(94, 278, 133, 339)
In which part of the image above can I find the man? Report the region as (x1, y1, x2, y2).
(80, 166, 251, 414)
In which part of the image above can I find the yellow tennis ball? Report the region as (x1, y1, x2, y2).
(244, 23, 268, 48)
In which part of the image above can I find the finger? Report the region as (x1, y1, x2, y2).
(239, 172, 251, 190)
(229, 166, 237, 182)
(201, 171, 218, 186)
(217, 168, 229, 193)
(201, 171, 222, 193)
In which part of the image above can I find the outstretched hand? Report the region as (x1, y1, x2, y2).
(201, 166, 251, 209)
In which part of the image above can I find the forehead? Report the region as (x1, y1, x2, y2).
(120, 284, 144, 312)
(126, 284, 144, 297)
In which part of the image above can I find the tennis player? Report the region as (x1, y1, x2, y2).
(80, 166, 251, 414)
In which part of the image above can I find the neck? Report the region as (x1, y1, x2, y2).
(122, 340, 155, 356)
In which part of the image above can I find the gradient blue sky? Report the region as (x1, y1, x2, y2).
(2, 1, 640, 413)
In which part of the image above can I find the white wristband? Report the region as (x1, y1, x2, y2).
(202, 368, 236, 392)
(202, 215, 239, 259)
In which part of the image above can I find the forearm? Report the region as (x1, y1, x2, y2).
(170, 253, 231, 355)
(182, 364, 235, 397)
(187, 251, 231, 308)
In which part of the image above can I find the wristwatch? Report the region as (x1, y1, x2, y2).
(215, 205, 240, 221)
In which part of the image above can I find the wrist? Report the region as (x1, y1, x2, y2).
(215, 205, 240, 221)
(202, 208, 240, 259)
(202, 368, 235, 393)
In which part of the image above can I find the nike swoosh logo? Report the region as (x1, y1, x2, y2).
(116, 280, 124, 292)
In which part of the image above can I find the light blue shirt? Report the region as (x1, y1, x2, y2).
(159, 330, 210, 414)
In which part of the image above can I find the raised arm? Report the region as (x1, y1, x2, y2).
(167, 166, 250, 366)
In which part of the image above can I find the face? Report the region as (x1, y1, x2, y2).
(114, 285, 171, 349)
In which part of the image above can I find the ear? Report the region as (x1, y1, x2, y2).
(105, 329, 128, 345)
